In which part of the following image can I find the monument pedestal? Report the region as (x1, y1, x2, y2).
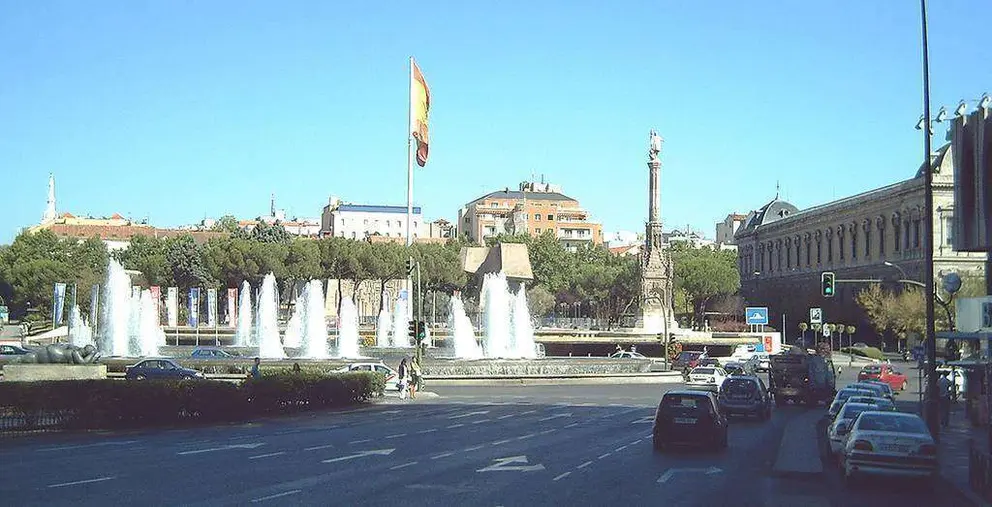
(3, 364, 107, 382)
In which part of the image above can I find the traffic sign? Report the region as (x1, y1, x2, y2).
(745, 307, 769, 326)
(822, 323, 830, 337)
(809, 308, 822, 325)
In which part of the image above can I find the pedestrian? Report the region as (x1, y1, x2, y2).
(251, 357, 261, 380)
(631, 345, 637, 354)
(398, 358, 409, 400)
(410, 359, 422, 400)
(938, 372, 951, 427)
(615, 344, 622, 354)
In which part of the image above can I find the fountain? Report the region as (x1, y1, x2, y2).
(480, 272, 511, 358)
(67, 304, 94, 348)
(449, 294, 483, 359)
(389, 296, 410, 348)
(374, 291, 391, 347)
(100, 259, 132, 356)
(337, 297, 361, 358)
(511, 287, 537, 359)
(235, 280, 253, 347)
(283, 290, 304, 349)
(300, 280, 328, 359)
(255, 273, 285, 359)
(136, 289, 166, 357)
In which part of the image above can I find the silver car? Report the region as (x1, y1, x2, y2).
(842, 411, 937, 484)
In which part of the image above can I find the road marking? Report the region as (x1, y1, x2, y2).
(322, 449, 395, 464)
(657, 467, 722, 484)
(447, 424, 465, 429)
(553, 472, 572, 481)
(464, 445, 484, 452)
(477, 455, 546, 472)
(630, 439, 643, 446)
(178, 443, 264, 456)
(597, 453, 612, 460)
(472, 419, 492, 424)
(385, 433, 407, 439)
(38, 441, 138, 452)
(564, 422, 579, 428)
(431, 451, 455, 460)
(608, 403, 623, 407)
(449, 410, 490, 419)
(381, 410, 401, 414)
(632, 416, 655, 425)
(390, 461, 419, 471)
(348, 439, 372, 444)
(491, 439, 512, 446)
(251, 490, 301, 503)
(538, 413, 572, 422)
(538, 429, 555, 435)
(576, 461, 593, 469)
(520, 410, 537, 415)
(516, 433, 536, 440)
(249, 452, 285, 460)
(305, 444, 336, 451)
(417, 428, 438, 434)
(497, 414, 515, 420)
(47, 476, 115, 488)
(614, 445, 628, 452)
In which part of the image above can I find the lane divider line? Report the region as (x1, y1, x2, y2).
(516, 433, 536, 441)
(497, 414, 515, 420)
(249, 452, 286, 460)
(614, 445, 628, 452)
(576, 461, 593, 470)
(389, 461, 418, 471)
(305, 444, 336, 451)
(553, 472, 572, 481)
(385, 433, 407, 439)
(251, 490, 302, 503)
(447, 424, 465, 429)
(348, 439, 372, 445)
(417, 429, 438, 434)
(47, 476, 116, 488)
(431, 452, 455, 460)
(471, 419, 492, 424)
(464, 445, 484, 452)
(597, 453, 612, 460)
(491, 439, 512, 446)
(564, 423, 579, 429)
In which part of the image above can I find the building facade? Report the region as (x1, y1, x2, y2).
(735, 144, 987, 342)
(715, 213, 747, 245)
(321, 198, 426, 240)
(456, 180, 603, 251)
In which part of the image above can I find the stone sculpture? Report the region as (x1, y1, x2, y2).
(17, 344, 101, 365)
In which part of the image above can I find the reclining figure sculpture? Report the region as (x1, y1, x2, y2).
(17, 344, 101, 365)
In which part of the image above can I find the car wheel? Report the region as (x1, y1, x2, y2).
(901, 380, 908, 391)
(135, 375, 146, 381)
(843, 462, 858, 487)
(652, 435, 665, 452)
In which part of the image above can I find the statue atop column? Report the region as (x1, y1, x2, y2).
(641, 129, 676, 334)
(649, 129, 662, 162)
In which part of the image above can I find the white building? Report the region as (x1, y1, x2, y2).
(715, 213, 747, 245)
(321, 198, 426, 240)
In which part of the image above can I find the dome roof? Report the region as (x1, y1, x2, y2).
(915, 143, 951, 179)
(736, 197, 800, 237)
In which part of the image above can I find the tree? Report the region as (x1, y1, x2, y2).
(285, 238, 321, 283)
(234, 220, 291, 244)
(671, 245, 740, 327)
(526, 285, 555, 317)
(211, 215, 240, 233)
(115, 235, 171, 286)
(366, 242, 406, 311)
(164, 235, 213, 290)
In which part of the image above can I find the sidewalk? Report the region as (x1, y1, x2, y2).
(939, 400, 989, 506)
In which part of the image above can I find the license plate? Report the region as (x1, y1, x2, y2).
(730, 394, 748, 400)
(880, 444, 908, 453)
(674, 417, 697, 424)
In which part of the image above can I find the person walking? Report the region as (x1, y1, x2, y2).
(398, 358, 410, 400)
(938, 372, 952, 427)
(410, 359, 422, 399)
(251, 357, 261, 380)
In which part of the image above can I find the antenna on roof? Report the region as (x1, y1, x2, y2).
(775, 181, 780, 200)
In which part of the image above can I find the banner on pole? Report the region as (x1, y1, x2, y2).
(53, 282, 68, 327)
(90, 284, 100, 331)
(150, 286, 161, 318)
(227, 288, 238, 328)
(166, 287, 178, 327)
(207, 288, 218, 327)
(189, 288, 200, 328)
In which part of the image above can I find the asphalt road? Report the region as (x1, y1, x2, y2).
(0, 377, 976, 507)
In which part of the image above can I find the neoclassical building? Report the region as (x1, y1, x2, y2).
(735, 144, 987, 343)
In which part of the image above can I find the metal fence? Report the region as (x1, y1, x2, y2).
(0, 408, 71, 433)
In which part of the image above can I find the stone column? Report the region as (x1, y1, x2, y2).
(648, 159, 660, 224)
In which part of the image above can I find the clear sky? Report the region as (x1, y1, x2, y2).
(2, 1, 990, 244)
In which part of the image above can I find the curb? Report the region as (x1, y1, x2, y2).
(423, 373, 683, 386)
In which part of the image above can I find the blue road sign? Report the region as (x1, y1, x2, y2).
(745, 307, 769, 326)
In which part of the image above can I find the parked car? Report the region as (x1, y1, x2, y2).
(842, 411, 937, 484)
(859, 380, 897, 399)
(847, 382, 891, 401)
(335, 362, 400, 391)
(828, 401, 892, 455)
(609, 351, 647, 359)
(125, 358, 203, 381)
(190, 347, 236, 359)
(754, 353, 771, 372)
(699, 358, 722, 367)
(686, 366, 728, 392)
(844, 396, 896, 412)
(718, 375, 772, 420)
(722, 362, 746, 376)
(852, 342, 870, 348)
(673, 351, 704, 371)
(827, 387, 879, 420)
(652, 390, 728, 451)
(857, 365, 909, 391)
(0, 344, 31, 355)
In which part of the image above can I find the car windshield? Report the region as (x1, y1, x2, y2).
(840, 403, 875, 420)
(721, 378, 756, 394)
(837, 389, 871, 402)
(855, 414, 929, 434)
(862, 365, 881, 373)
(691, 368, 715, 375)
(677, 352, 701, 361)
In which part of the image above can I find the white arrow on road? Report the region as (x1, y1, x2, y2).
(322, 448, 395, 464)
(449, 410, 490, 419)
(631, 416, 655, 425)
(476, 456, 545, 473)
(538, 412, 572, 422)
(657, 467, 722, 484)
(178, 443, 265, 456)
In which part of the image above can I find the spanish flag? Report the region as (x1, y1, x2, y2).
(411, 58, 431, 167)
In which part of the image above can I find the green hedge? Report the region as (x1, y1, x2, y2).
(0, 371, 383, 431)
(840, 346, 885, 361)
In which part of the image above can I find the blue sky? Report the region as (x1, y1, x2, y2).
(2, 1, 990, 244)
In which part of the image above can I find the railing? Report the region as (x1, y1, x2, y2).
(970, 442, 992, 502)
(0, 408, 72, 433)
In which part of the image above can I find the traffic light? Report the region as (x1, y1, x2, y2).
(406, 258, 415, 276)
(821, 271, 836, 298)
(407, 320, 416, 341)
(416, 321, 426, 342)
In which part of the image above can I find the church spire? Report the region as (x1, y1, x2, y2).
(43, 173, 57, 223)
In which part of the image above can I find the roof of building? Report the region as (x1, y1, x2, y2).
(736, 197, 801, 237)
(39, 223, 227, 244)
(460, 243, 534, 281)
(915, 142, 952, 178)
(609, 244, 640, 256)
(468, 189, 577, 204)
(336, 204, 423, 214)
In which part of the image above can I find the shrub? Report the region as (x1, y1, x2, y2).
(840, 346, 885, 361)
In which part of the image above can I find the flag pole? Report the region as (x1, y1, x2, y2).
(406, 56, 414, 326)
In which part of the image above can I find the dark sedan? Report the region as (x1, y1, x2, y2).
(125, 358, 204, 380)
(718, 375, 772, 420)
(653, 390, 728, 452)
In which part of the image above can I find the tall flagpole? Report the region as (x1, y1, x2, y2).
(406, 57, 414, 324)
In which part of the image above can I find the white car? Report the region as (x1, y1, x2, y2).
(754, 353, 771, 372)
(610, 351, 647, 359)
(336, 362, 400, 391)
(827, 401, 892, 455)
(827, 387, 878, 420)
(842, 411, 937, 484)
(686, 366, 728, 392)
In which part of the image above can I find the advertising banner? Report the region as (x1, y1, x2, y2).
(206, 288, 218, 328)
(227, 288, 238, 328)
(150, 286, 161, 323)
(53, 282, 67, 326)
(188, 288, 200, 328)
(90, 284, 100, 331)
(166, 287, 178, 327)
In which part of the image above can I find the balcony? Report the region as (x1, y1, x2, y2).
(558, 229, 593, 241)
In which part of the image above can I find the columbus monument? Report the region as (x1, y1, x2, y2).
(641, 130, 676, 333)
